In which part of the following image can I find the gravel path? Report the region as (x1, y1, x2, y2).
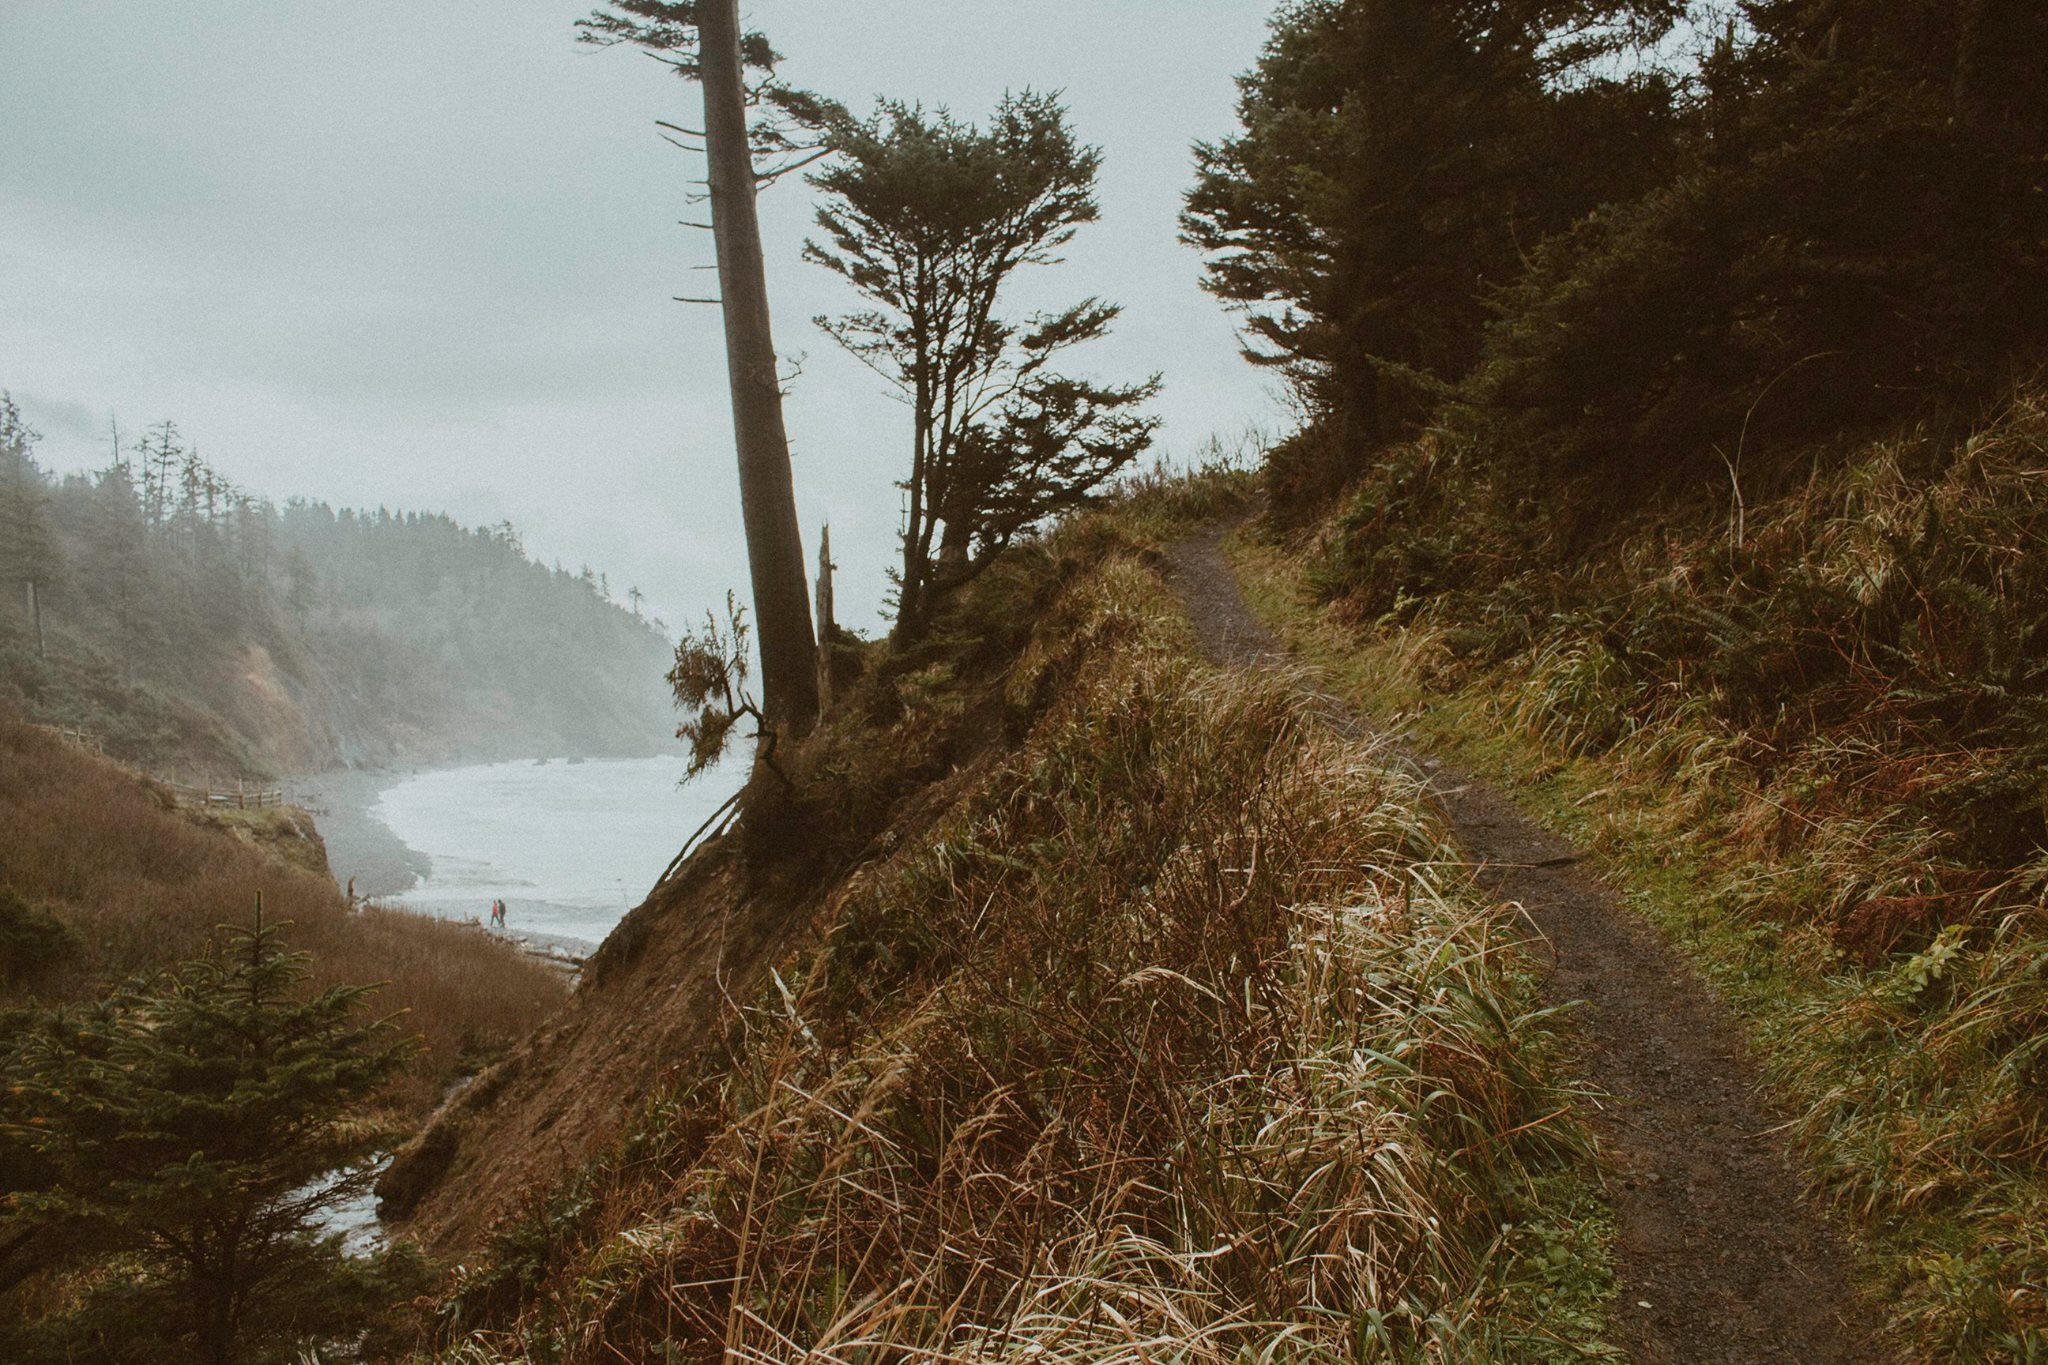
(1168, 517, 1891, 1365)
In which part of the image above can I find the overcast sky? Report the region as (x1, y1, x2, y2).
(0, 1, 1279, 631)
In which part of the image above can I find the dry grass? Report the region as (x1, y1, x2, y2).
(421, 550, 1603, 1362)
(0, 717, 567, 1114)
(1239, 385, 2048, 1360)
(1103, 431, 1264, 538)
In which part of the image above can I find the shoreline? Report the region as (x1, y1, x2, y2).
(287, 759, 673, 960)
(285, 767, 434, 900)
(444, 917, 594, 970)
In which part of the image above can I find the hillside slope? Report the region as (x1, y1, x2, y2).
(0, 715, 566, 1118)
(386, 495, 1617, 1362)
(1230, 388, 2048, 1360)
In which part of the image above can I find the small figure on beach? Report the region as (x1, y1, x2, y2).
(489, 898, 506, 929)
(345, 876, 357, 910)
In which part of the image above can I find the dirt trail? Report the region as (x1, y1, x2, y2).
(1168, 520, 1889, 1365)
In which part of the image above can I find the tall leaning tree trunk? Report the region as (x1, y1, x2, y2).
(698, 0, 819, 736)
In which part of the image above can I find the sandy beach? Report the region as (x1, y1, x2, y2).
(285, 768, 432, 900)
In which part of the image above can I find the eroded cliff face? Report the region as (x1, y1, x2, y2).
(136, 629, 664, 780)
(179, 798, 332, 878)
(166, 642, 403, 777)
(213, 643, 341, 774)
(2, 556, 671, 777)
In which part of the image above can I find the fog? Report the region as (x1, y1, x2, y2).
(0, 0, 1278, 635)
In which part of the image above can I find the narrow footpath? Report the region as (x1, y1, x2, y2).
(1168, 519, 1890, 1365)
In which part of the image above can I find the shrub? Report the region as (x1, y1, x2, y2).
(0, 889, 75, 982)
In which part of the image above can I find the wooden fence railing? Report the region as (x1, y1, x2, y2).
(161, 778, 287, 810)
(40, 725, 284, 809)
(49, 726, 104, 755)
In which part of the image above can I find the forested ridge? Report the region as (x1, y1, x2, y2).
(0, 403, 675, 777)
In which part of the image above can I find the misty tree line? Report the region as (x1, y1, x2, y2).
(0, 395, 675, 768)
(0, 401, 322, 656)
(0, 403, 647, 644)
(0, 401, 274, 659)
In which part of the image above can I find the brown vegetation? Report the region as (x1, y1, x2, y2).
(393, 494, 1606, 1362)
(0, 715, 566, 1113)
(1235, 384, 2048, 1358)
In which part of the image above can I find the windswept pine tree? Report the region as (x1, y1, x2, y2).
(578, 1, 829, 738)
(806, 93, 1160, 640)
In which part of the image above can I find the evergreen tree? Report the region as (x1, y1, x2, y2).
(85, 457, 150, 630)
(579, 1, 828, 737)
(1183, 0, 1682, 509)
(1, 910, 409, 1365)
(806, 93, 1160, 640)
(1463, 0, 2048, 490)
(137, 421, 185, 535)
(0, 394, 55, 655)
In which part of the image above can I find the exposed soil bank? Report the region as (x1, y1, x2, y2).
(1168, 518, 1893, 1365)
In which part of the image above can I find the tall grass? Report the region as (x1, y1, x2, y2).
(425, 553, 1602, 1362)
(1104, 429, 1264, 537)
(1266, 381, 2048, 1359)
(0, 717, 566, 1113)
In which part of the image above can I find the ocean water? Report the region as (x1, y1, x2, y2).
(369, 755, 742, 945)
